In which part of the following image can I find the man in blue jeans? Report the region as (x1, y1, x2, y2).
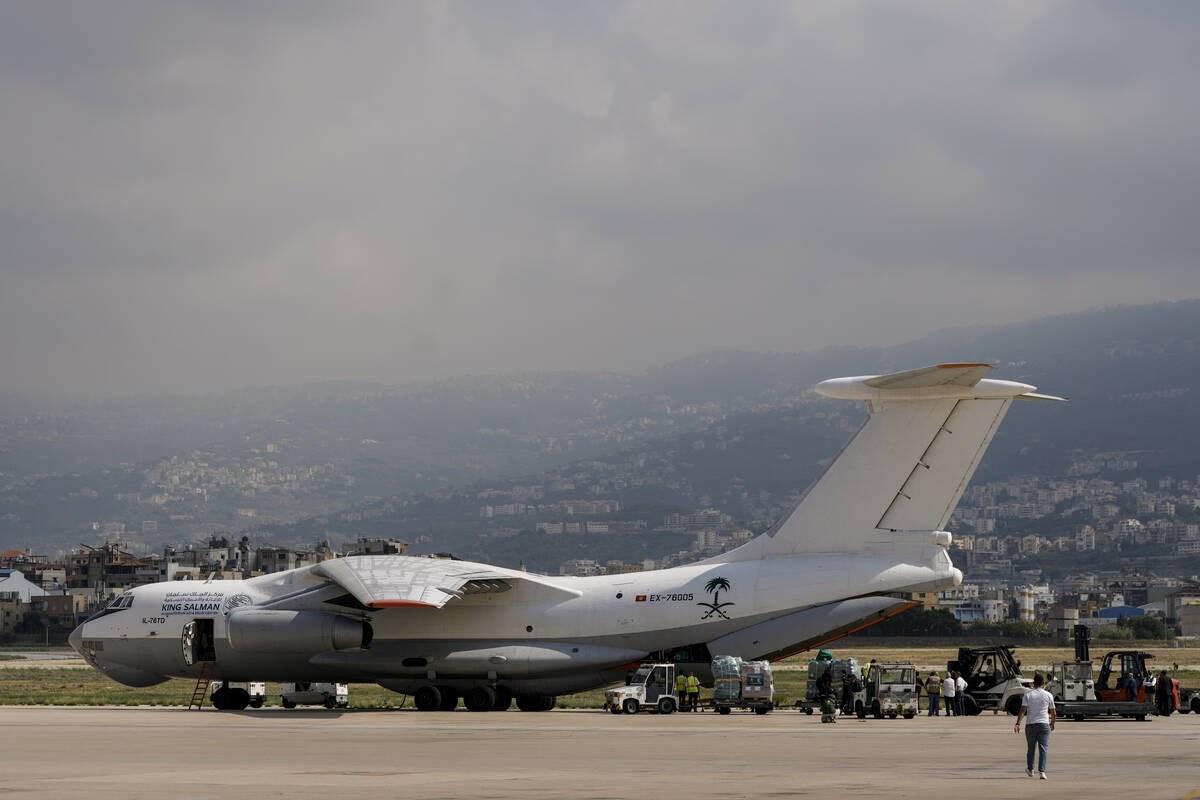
(1014, 673, 1057, 779)
(925, 672, 941, 716)
(954, 671, 967, 717)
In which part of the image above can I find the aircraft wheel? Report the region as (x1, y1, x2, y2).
(516, 695, 554, 712)
(657, 696, 677, 715)
(622, 698, 640, 715)
(413, 685, 442, 712)
(492, 687, 513, 711)
(281, 698, 296, 709)
(209, 688, 229, 710)
(465, 686, 496, 712)
(717, 706, 731, 715)
(226, 689, 250, 711)
(437, 687, 460, 711)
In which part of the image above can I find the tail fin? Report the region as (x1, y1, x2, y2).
(721, 363, 1063, 560)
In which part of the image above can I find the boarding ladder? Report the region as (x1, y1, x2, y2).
(188, 662, 216, 710)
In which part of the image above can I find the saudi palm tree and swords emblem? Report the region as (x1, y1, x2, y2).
(697, 577, 735, 619)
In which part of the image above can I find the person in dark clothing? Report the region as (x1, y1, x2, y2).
(816, 668, 833, 701)
(841, 672, 855, 714)
(1155, 670, 1175, 716)
(1124, 672, 1140, 701)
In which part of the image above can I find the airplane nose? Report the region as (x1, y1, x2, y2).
(68, 623, 84, 656)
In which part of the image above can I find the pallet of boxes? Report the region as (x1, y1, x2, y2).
(711, 655, 775, 715)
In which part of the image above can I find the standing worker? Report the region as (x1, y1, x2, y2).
(1155, 670, 1175, 716)
(676, 670, 688, 707)
(954, 671, 968, 717)
(942, 669, 956, 716)
(686, 672, 700, 712)
(841, 671, 856, 715)
(925, 671, 942, 716)
(1015, 672, 1056, 780)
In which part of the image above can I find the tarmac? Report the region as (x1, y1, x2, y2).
(3, 706, 1199, 800)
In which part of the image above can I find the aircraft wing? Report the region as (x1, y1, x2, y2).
(311, 555, 580, 609)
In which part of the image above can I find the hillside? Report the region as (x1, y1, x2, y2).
(4, 300, 1200, 555)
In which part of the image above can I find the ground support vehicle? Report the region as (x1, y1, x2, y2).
(947, 645, 1030, 715)
(711, 656, 774, 715)
(280, 682, 349, 709)
(208, 681, 266, 710)
(1050, 626, 1154, 721)
(1178, 686, 1200, 715)
(853, 663, 918, 719)
(1049, 662, 1151, 720)
(604, 663, 679, 715)
(1094, 647, 1178, 718)
(795, 654, 858, 715)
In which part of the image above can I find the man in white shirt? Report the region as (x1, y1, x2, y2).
(941, 669, 955, 716)
(1015, 673, 1057, 779)
(954, 671, 968, 716)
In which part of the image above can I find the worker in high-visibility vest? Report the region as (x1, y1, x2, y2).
(675, 671, 688, 706)
(686, 673, 701, 712)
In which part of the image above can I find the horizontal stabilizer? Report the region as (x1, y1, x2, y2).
(816, 363, 1039, 402)
(863, 363, 991, 390)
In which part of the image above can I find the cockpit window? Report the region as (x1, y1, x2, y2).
(89, 593, 135, 620)
(107, 594, 135, 611)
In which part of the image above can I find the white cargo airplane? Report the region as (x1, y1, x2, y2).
(70, 363, 1063, 711)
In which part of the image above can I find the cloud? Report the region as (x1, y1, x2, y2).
(2, 0, 1198, 395)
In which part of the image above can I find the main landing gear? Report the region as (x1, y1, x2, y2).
(209, 686, 250, 711)
(412, 684, 554, 712)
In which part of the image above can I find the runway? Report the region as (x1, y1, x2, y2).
(3, 706, 1198, 799)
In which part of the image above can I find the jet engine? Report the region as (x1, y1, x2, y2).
(226, 610, 371, 653)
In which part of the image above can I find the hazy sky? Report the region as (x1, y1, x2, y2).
(3, 1, 1198, 396)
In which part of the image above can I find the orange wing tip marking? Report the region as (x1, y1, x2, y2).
(936, 363, 990, 369)
(367, 600, 438, 609)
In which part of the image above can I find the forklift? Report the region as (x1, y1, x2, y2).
(1051, 625, 1158, 720)
(1094, 644, 1179, 714)
(947, 645, 1031, 715)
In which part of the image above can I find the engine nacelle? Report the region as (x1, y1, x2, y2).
(227, 610, 370, 653)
